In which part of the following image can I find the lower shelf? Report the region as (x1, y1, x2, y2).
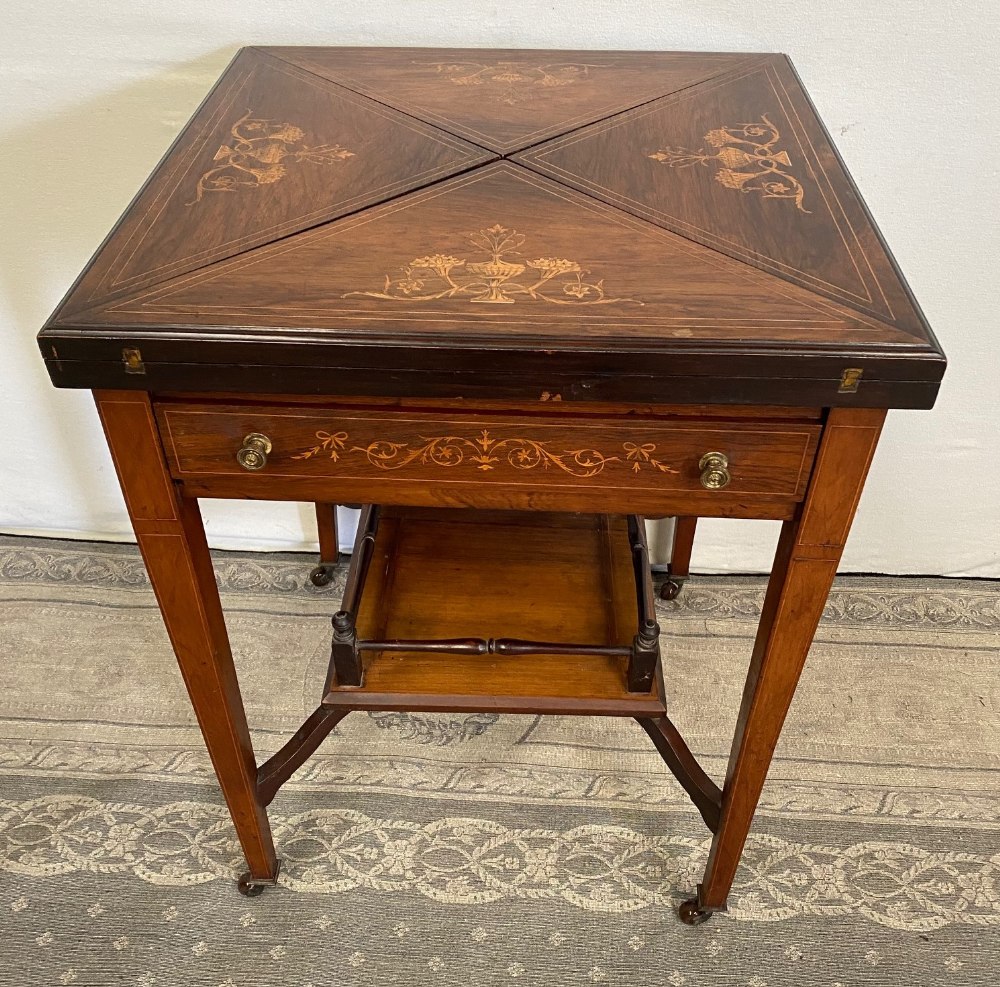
(322, 507, 665, 716)
(323, 650, 665, 715)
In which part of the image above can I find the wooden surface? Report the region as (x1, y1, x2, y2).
(153, 394, 825, 418)
(170, 474, 803, 521)
(89, 389, 896, 914)
(93, 390, 279, 883)
(669, 516, 698, 579)
(39, 46, 944, 408)
(515, 56, 926, 335)
(322, 508, 665, 715)
(62, 162, 913, 351)
(44, 44, 941, 916)
(314, 502, 339, 564)
(58, 48, 493, 305)
(698, 406, 886, 913)
(155, 400, 821, 503)
(266, 47, 758, 153)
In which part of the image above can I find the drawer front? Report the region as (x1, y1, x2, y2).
(158, 404, 820, 500)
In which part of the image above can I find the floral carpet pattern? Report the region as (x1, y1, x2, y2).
(0, 534, 997, 986)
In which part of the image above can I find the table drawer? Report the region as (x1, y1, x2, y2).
(157, 403, 820, 500)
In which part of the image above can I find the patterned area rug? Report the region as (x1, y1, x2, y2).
(0, 534, 997, 987)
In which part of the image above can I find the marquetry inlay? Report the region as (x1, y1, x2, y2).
(189, 109, 354, 204)
(649, 114, 809, 212)
(429, 60, 608, 105)
(345, 223, 641, 306)
(291, 428, 679, 478)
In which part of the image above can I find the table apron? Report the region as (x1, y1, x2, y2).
(173, 473, 801, 519)
(155, 401, 820, 518)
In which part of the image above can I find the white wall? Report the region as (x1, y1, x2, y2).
(2, 2, 998, 574)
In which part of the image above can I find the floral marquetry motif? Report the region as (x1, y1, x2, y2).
(290, 428, 679, 478)
(649, 115, 810, 212)
(355, 432, 618, 476)
(346, 224, 641, 306)
(429, 61, 609, 105)
(189, 109, 354, 204)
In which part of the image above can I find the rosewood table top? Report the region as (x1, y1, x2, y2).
(38, 46, 944, 408)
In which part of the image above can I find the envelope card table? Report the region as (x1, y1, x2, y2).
(38, 46, 945, 923)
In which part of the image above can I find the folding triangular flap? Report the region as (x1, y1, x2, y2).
(73, 162, 913, 349)
(264, 47, 762, 154)
(57, 48, 494, 317)
(515, 56, 928, 338)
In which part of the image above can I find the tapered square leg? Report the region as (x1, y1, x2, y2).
(693, 408, 886, 918)
(95, 390, 279, 886)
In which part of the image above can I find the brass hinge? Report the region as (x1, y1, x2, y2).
(122, 347, 146, 374)
(838, 368, 863, 393)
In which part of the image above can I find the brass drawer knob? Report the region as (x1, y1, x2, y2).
(236, 432, 272, 471)
(699, 451, 731, 490)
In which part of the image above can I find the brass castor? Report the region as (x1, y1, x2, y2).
(309, 563, 337, 587)
(237, 873, 269, 897)
(679, 898, 713, 925)
(659, 577, 684, 601)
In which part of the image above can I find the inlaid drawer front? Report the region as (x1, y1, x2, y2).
(158, 405, 820, 499)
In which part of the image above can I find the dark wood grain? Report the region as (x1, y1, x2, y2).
(154, 394, 825, 419)
(266, 47, 761, 153)
(60, 163, 915, 348)
(515, 56, 930, 338)
(38, 47, 944, 409)
(57, 48, 492, 314)
(40, 350, 945, 409)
